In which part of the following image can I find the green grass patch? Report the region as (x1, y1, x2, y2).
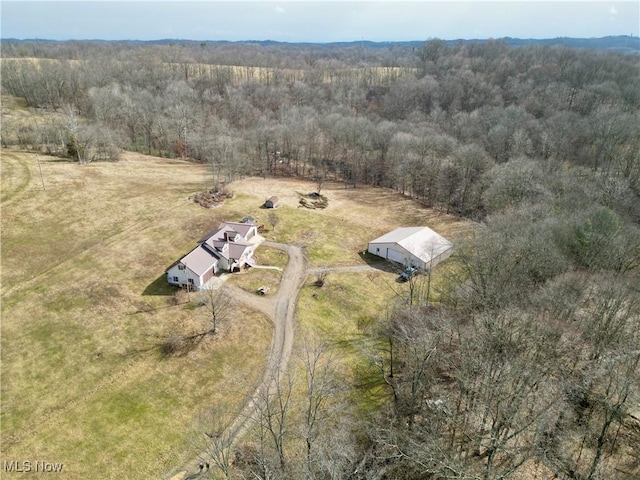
(254, 245, 288, 268)
(296, 271, 395, 348)
(295, 271, 401, 408)
(228, 246, 287, 294)
(261, 206, 371, 266)
(229, 268, 282, 295)
(43, 293, 91, 313)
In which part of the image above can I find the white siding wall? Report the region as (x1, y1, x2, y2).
(167, 265, 187, 285)
(245, 227, 258, 240)
(166, 265, 203, 288)
(367, 242, 428, 270)
(386, 248, 405, 264)
(368, 242, 391, 260)
(368, 242, 407, 264)
(425, 246, 453, 271)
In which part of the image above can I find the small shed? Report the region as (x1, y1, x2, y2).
(264, 196, 279, 208)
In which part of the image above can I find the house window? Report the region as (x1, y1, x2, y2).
(188, 278, 194, 284)
(178, 264, 185, 270)
(173, 276, 179, 282)
(376, 248, 380, 254)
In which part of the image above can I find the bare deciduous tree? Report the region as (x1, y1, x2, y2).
(299, 339, 337, 477)
(199, 406, 235, 480)
(200, 287, 234, 335)
(314, 268, 329, 287)
(248, 368, 295, 477)
(268, 212, 279, 232)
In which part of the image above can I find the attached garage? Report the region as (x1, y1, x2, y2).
(367, 226, 453, 272)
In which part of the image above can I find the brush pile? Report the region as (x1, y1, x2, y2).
(298, 192, 328, 209)
(190, 189, 234, 208)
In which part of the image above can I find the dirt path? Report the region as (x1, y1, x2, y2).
(166, 242, 307, 480)
(308, 264, 381, 274)
(0, 150, 33, 204)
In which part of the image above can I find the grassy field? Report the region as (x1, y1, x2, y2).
(1, 57, 416, 88)
(0, 150, 274, 479)
(1, 135, 469, 478)
(227, 177, 468, 267)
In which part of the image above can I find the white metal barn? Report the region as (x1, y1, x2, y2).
(367, 226, 453, 272)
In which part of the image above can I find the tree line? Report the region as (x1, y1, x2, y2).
(2, 39, 639, 212)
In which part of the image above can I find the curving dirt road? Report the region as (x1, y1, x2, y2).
(166, 242, 307, 480)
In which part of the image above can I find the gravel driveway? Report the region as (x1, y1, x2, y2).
(167, 242, 307, 480)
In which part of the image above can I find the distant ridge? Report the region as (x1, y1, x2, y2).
(2, 35, 638, 52)
(497, 35, 640, 52)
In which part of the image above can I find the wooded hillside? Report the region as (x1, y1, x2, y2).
(2, 39, 638, 479)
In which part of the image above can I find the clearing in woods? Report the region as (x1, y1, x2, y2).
(1, 148, 468, 479)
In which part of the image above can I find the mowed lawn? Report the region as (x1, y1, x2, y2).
(1, 145, 471, 479)
(228, 176, 468, 266)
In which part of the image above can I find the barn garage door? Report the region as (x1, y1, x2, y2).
(387, 248, 405, 263)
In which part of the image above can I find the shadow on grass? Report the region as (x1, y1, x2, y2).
(43, 157, 78, 163)
(129, 301, 190, 315)
(357, 251, 402, 274)
(142, 274, 175, 296)
(122, 329, 210, 360)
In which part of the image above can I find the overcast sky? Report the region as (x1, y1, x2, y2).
(1, 1, 638, 42)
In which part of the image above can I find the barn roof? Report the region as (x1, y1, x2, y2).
(369, 227, 453, 264)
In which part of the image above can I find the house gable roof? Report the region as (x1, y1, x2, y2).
(198, 222, 256, 244)
(228, 241, 252, 260)
(369, 227, 453, 264)
(179, 244, 220, 276)
(202, 236, 252, 260)
(219, 221, 256, 238)
(169, 220, 257, 277)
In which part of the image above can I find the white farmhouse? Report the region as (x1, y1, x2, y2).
(367, 226, 453, 272)
(166, 221, 258, 290)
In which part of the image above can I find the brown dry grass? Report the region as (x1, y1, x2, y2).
(1, 142, 472, 479)
(0, 149, 271, 479)
(1, 58, 415, 87)
(229, 176, 470, 266)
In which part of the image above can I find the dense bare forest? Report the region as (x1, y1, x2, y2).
(2, 39, 639, 479)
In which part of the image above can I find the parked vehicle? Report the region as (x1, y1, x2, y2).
(399, 266, 418, 282)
